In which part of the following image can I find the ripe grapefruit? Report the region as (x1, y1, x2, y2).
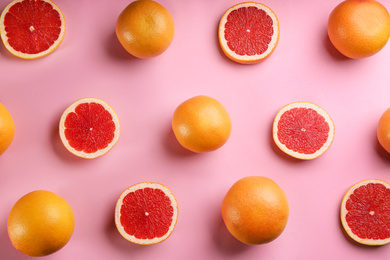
(115, 182, 178, 245)
(340, 179, 390, 246)
(327, 0, 390, 59)
(218, 2, 280, 64)
(221, 176, 289, 244)
(273, 101, 335, 160)
(7, 190, 75, 256)
(116, 0, 175, 59)
(377, 107, 390, 153)
(172, 95, 232, 153)
(59, 98, 120, 159)
(0, 102, 15, 155)
(0, 0, 66, 59)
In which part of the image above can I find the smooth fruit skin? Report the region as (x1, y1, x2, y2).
(327, 0, 390, 59)
(116, 0, 174, 58)
(0, 102, 15, 155)
(377, 107, 390, 153)
(172, 95, 232, 153)
(221, 176, 289, 245)
(7, 190, 75, 257)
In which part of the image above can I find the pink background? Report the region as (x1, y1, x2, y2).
(1, 0, 390, 259)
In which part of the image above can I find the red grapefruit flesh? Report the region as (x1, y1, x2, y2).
(0, 0, 65, 59)
(273, 101, 335, 160)
(341, 179, 390, 246)
(115, 182, 178, 245)
(59, 98, 120, 159)
(218, 2, 280, 64)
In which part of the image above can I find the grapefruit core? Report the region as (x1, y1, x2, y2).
(0, 0, 66, 59)
(341, 179, 390, 246)
(218, 2, 280, 64)
(59, 98, 120, 159)
(273, 101, 335, 160)
(115, 182, 178, 245)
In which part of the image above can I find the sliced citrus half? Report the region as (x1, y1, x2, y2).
(59, 98, 120, 159)
(218, 2, 280, 64)
(115, 182, 178, 245)
(272, 101, 335, 160)
(341, 179, 390, 246)
(0, 0, 66, 59)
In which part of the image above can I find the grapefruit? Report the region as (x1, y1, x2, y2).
(327, 0, 390, 59)
(172, 95, 232, 153)
(0, 0, 66, 59)
(115, 182, 178, 245)
(273, 101, 335, 160)
(221, 176, 289, 244)
(7, 190, 75, 256)
(218, 2, 280, 64)
(116, 0, 175, 59)
(59, 98, 120, 159)
(0, 102, 15, 155)
(341, 179, 390, 246)
(377, 107, 390, 153)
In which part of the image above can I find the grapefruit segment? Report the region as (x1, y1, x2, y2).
(0, 0, 66, 59)
(115, 182, 178, 245)
(218, 2, 279, 64)
(59, 98, 120, 159)
(273, 101, 335, 160)
(341, 179, 390, 246)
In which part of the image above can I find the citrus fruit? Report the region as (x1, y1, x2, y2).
(218, 2, 280, 64)
(0, 0, 66, 59)
(272, 101, 335, 160)
(0, 102, 15, 155)
(116, 0, 174, 59)
(377, 107, 390, 153)
(59, 97, 120, 159)
(327, 0, 390, 59)
(221, 176, 289, 245)
(7, 190, 75, 256)
(340, 179, 390, 246)
(172, 95, 232, 153)
(115, 182, 178, 245)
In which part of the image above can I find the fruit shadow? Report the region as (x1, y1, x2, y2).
(212, 214, 252, 255)
(104, 199, 147, 253)
(0, 227, 28, 259)
(162, 123, 199, 158)
(374, 138, 390, 165)
(268, 122, 306, 164)
(104, 32, 139, 61)
(337, 205, 383, 250)
(322, 28, 351, 62)
(50, 118, 87, 163)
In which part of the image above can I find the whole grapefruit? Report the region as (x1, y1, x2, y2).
(327, 0, 390, 59)
(221, 176, 289, 245)
(7, 190, 75, 256)
(0, 102, 15, 155)
(116, 0, 174, 58)
(377, 107, 390, 153)
(172, 95, 232, 153)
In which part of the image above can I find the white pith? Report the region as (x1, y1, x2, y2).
(340, 179, 390, 246)
(272, 101, 335, 160)
(218, 2, 279, 62)
(0, 0, 66, 59)
(59, 97, 120, 159)
(115, 182, 179, 245)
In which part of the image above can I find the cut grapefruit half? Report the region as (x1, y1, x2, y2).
(272, 101, 335, 160)
(341, 179, 390, 246)
(0, 0, 65, 59)
(59, 98, 120, 159)
(218, 2, 279, 64)
(115, 182, 178, 245)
